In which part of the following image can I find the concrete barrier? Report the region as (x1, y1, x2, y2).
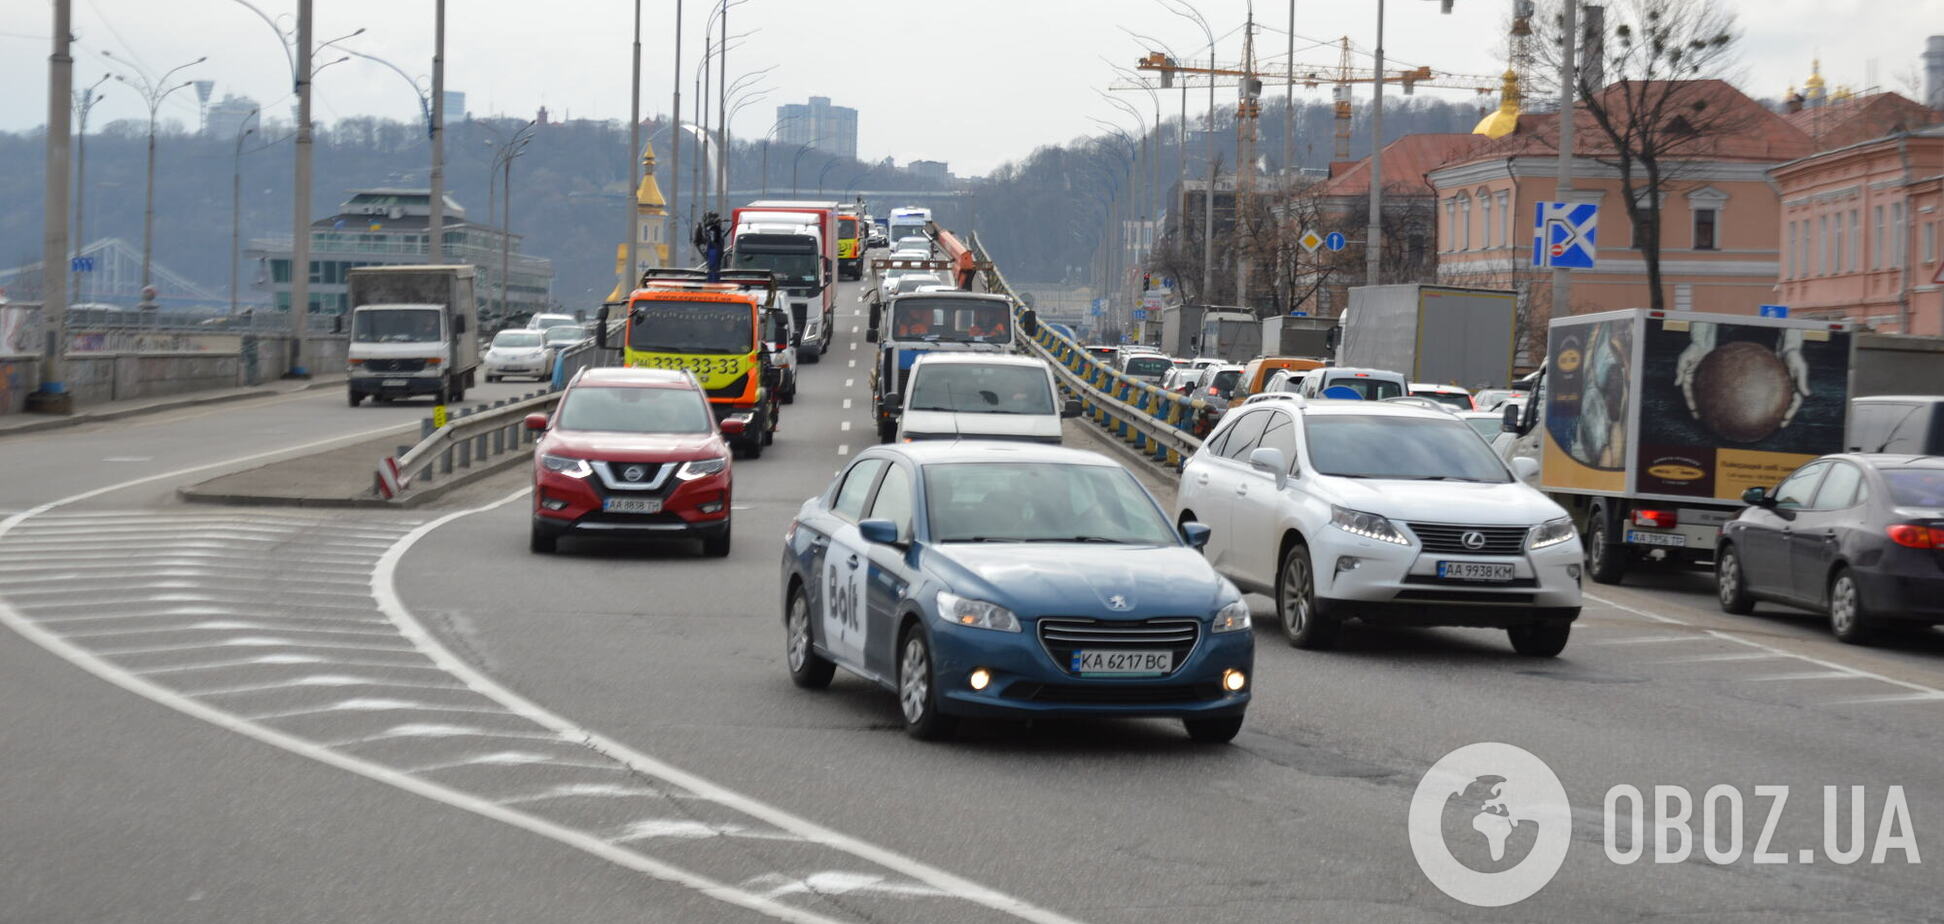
(0, 334, 349, 413)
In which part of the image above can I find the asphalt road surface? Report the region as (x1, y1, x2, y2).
(3, 281, 1940, 922)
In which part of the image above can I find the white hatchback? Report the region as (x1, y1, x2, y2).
(1174, 397, 1583, 655)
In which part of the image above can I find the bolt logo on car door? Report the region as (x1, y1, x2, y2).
(1462, 531, 1487, 550)
(821, 526, 870, 666)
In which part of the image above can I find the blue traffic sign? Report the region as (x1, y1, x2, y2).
(1759, 304, 1789, 318)
(1089, 298, 1104, 317)
(1532, 201, 1598, 269)
(70, 256, 95, 273)
(1131, 308, 1149, 320)
(1289, 311, 1309, 317)
(1323, 231, 1347, 252)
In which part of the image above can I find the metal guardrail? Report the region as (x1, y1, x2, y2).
(380, 318, 624, 500)
(967, 234, 1206, 469)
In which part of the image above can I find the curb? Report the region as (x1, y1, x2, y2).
(176, 446, 529, 510)
(0, 378, 341, 439)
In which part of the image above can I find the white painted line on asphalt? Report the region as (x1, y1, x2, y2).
(128, 653, 447, 675)
(403, 750, 616, 774)
(837, 444, 850, 456)
(244, 697, 509, 721)
(323, 723, 566, 748)
(93, 636, 420, 657)
(610, 818, 801, 843)
(369, 489, 1087, 924)
(63, 620, 401, 640)
(1745, 671, 1860, 682)
(1653, 652, 1785, 664)
(842, 398, 852, 409)
(1583, 634, 1694, 646)
(497, 783, 675, 805)
(1831, 691, 1944, 705)
(844, 379, 853, 388)
(1583, 592, 1686, 626)
(101, 456, 153, 462)
(183, 675, 470, 697)
(847, 359, 856, 367)
(850, 341, 857, 351)
(841, 421, 851, 431)
(747, 872, 950, 901)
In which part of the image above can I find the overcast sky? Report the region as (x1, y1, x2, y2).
(1, 0, 1936, 176)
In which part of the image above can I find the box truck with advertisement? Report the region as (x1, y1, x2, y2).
(1504, 309, 1859, 584)
(345, 265, 480, 406)
(1339, 284, 1518, 389)
(732, 200, 839, 359)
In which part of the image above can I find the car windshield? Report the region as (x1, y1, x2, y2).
(908, 363, 1053, 414)
(1306, 415, 1512, 482)
(543, 326, 583, 345)
(1415, 390, 1473, 409)
(492, 331, 542, 348)
(626, 301, 752, 354)
(733, 250, 818, 286)
(925, 462, 1176, 544)
(1211, 370, 1241, 392)
(555, 385, 712, 434)
(1463, 416, 1501, 440)
(1125, 356, 1170, 376)
(1322, 376, 1404, 400)
(1883, 468, 1944, 507)
(889, 299, 1011, 344)
(353, 308, 442, 343)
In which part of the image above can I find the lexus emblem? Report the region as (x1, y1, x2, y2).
(622, 465, 647, 482)
(1460, 530, 1487, 550)
(1106, 594, 1131, 611)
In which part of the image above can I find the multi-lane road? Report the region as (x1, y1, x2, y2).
(3, 279, 1940, 922)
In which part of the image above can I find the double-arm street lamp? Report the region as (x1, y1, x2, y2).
(71, 72, 110, 304)
(104, 51, 205, 307)
(486, 121, 537, 324)
(231, 107, 261, 314)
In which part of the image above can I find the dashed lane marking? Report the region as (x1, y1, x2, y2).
(841, 422, 851, 431)
(837, 445, 850, 456)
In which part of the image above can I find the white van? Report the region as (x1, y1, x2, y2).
(1294, 366, 1409, 401)
(896, 353, 1080, 444)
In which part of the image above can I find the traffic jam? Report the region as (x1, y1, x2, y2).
(515, 197, 1944, 747)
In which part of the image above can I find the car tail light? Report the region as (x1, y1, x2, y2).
(1885, 524, 1944, 548)
(1633, 509, 1677, 528)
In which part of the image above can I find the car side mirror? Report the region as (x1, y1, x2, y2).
(883, 391, 901, 412)
(719, 417, 746, 436)
(523, 412, 549, 431)
(1020, 309, 1040, 338)
(1511, 456, 1539, 482)
(1179, 521, 1212, 549)
(1742, 486, 1774, 507)
(1247, 447, 1288, 490)
(858, 518, 900, 545)
(1062, 397, 1082, 418)
(1501, 402, 1522, 434)
(866, 328, 879, 344)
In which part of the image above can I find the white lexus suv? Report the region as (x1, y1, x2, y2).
(1174, 395, 1583, 656)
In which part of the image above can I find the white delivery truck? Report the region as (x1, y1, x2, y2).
(1339, 284, 1518, 389)
(345, 265, 480, 406)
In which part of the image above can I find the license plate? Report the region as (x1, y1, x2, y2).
(381, 379, 407, 387)
(1626, 530, 1686, 548)
(602, 497, 663, 514)
(1437, 561, 1516, 582)
(1070, 649, 1173, 675)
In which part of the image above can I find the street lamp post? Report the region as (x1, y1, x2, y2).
(666, 0, 682, 262)
(1123, 30, 1191, 221)
(761, 114, 804, 195)
(1160, 1, 1217, 303)
(1365, 0, 1386, 286)
(816, 158, 841, 195)
(790, 144, 812, 196)
(430, 0, 446, 264)
(626, 0, 641, 290)
(71, 72, 109, 305)
(488, 122, 536, 324)
(30, 0, 74, 413)
(106, 51, 205, 309)
(231, 108, 260, 314)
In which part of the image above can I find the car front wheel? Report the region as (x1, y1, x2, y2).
(1277, 539, 1339, 650)
(898, 627, 955, 740)
(784, 588, 835, 689)
(1716, 544, 1755, 614)
(1585, 517, 1627, 584)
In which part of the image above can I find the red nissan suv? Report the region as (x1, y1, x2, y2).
(527, 367, 739, 556)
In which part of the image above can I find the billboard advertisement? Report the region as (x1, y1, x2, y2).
(1540, 315, 1632, 494)
(1634, 317, 1850, 500)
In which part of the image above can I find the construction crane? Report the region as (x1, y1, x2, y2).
(1125, 40, 1499, 160)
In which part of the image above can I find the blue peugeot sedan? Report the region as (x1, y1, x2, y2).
(779, 441, 1254, 742)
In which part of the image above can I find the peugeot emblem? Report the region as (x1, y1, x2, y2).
(622, 465, 647, 482)
(1106, 594, 1130, 611)
(1461, 530, 1487, 550)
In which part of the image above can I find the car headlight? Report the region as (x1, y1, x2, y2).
(676, 456, 728, 481)
(1212, 599, 1252, 633)
(935, 590, 1020, 632)
(540, 454, 591, 478)
(1329, 505, 1411, 545)
(1527, 516, 1577, 550)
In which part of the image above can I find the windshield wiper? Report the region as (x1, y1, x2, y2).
(945, 536, 1025, 543)
(1394, 475, 1494, 482)
(1020, 536, 1128, 544)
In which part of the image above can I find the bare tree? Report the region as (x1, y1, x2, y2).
(1534, 0, 1742, 309)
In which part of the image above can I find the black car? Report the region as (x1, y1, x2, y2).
(1716, 454, 1944, 643)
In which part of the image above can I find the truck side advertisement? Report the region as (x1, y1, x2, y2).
(1635, 316, 1849, 500)
(1542, 315, 1633, 495)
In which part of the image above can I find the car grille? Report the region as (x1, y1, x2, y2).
(1406, 522, 1530, 555)
(591, 461, 678, 494)
(1002, 682, 1223, 704)
(362, 358, 427, 373)
(1036, 617, 1200, 676)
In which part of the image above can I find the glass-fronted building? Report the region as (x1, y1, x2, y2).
(249, 189, 554, 327)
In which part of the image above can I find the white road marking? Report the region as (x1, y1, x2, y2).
(183, 675, 470, 697)
(101, 456, 153, 462)
(94, 636, 420, 657)
(1832, 691, 1944, 705)
(850, 341, 857, 351)
(130, 653, 447, 675)
(1583, 634, 1694, 646)
(1746, 671, 1866, 682)
(498, 783, 676, 805)
(850, 326, 858, 334)
(840, 421, 851, 431)
(1653, 652, 1784, 664)
(611, 818, 801, 843)
(837, 445, 850, 456)
(842, 398, 852, 409)
(847, 359, 856, 368)
(371, 489, 1086, 924)
(324, 723, 567, 748)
